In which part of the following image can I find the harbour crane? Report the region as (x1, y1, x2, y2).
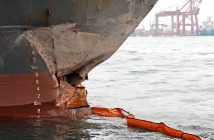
(155, 0, 202, 36)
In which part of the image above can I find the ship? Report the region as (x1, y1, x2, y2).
(199, 17, 214, 36)
(0, 0, 157, 118)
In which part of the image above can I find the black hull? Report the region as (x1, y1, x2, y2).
(0, 0, 157, 117)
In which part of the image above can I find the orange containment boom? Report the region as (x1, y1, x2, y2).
(91, 107, 201, 140)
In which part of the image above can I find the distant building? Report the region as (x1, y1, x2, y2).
(199, 17, 214, 36)
(130, 28, 145, 37)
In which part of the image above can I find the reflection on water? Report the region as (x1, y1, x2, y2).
(0, 118, 96, 140)
(1, 36, 214, 140)
(85, 36, 214, 140)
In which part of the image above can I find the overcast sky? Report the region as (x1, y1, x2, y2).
(138, 0, 214, 29)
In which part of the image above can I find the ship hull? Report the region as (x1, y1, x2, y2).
(199, 29, 214, 36)
(0, 0, 157, 118)
(0, 72, 56, 106)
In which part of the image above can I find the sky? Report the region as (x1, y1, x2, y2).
(138, 0, 214, 29)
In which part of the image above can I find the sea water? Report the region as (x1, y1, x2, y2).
(1, 36, 213, 140)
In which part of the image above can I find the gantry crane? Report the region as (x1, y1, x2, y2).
(155, 0, 202, 36)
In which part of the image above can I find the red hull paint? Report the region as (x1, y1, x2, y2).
(0, 102, 91, 118)
(0, 72, 91, 118)
(0, 71, 57, 106)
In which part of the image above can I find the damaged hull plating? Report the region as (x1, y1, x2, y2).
(0, 0, 157, 118)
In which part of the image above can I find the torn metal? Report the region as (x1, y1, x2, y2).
(56, 80, 89, 109)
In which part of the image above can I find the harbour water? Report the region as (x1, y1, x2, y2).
(1, 36, 214, 140)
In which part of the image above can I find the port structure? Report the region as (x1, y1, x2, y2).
(154, 0, 202, 36)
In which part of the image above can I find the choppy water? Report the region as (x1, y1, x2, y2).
(1, 36, 214, 140)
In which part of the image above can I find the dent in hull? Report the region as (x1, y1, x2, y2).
(0, 0, 157, 117)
